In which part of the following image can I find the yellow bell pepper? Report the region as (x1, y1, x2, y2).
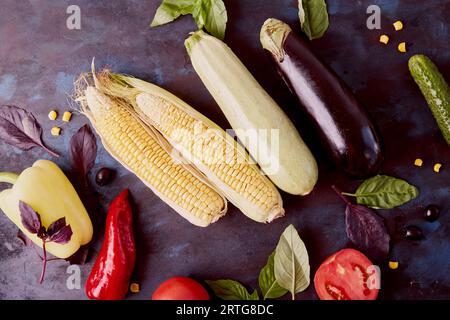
(0, 160, 93, 258)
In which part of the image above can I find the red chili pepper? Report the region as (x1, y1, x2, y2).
(85, 189, 136, 300)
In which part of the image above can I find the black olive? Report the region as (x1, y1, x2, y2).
(424, 205, 440, 222)
(95, 168, 114, 186)
(405, 226, 424, 241)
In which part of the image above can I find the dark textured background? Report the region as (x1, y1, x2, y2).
(0, 0, 449, 300)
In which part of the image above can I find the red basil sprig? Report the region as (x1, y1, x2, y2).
(0, 105, 59, 157)
(332, 186, 390, 262)
(69, 124, 97, 184)
(19, 201, 72, 283)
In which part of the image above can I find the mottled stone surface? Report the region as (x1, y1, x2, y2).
(0, 0, 449, 300)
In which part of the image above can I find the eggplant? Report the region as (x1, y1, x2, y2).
(260, 19, 383, 177)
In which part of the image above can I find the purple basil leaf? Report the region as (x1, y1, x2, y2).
(47, 217, 66, 237)
(69, 124, 97, 180)
(48, 224, 73, 244)
(19, 201, 42, 234)
(0, 105, 59, 157)
(345, 203, 390, 261)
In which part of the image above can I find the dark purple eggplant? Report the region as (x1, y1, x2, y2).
(260, 19, 383, 177)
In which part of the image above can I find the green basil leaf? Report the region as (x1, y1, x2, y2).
(259, 251, 289, 300)
(192, 0, 206, 29)
(249, 289, 259, 300)
(151, 0, 227, 40)
(342, 175, 420, 209)
(206, 279, 259, 300)
(150, 0, 196, 27)
(193, 0, 227, 39)
(298, 0, 329, 40)
(274, 224, 310, 300)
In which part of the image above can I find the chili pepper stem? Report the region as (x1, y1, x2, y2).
(0, 172, 19, 185)
(39, 240, 47, 284)
(331, 185, 352, 205)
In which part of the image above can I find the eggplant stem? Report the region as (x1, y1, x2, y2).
(39, 240, 47, 284)
(0, 172, 19, 185)
(331, 185, 351, 205)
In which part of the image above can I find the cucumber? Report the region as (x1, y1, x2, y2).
(408, 54, 450, 146)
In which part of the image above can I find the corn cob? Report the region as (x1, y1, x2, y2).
(77, 84, 227, 227)
(93, 70, 285, 223)
(185, 30, 318, 195)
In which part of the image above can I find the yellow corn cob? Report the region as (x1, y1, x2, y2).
(93, 71, 285, 223)
(78, 85, 226, 227)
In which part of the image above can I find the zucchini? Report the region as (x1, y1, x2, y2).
(408, 54, 450, 146)
(185, 31, 318, 195)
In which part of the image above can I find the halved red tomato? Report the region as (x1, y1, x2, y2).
(314, 248, 379, 300)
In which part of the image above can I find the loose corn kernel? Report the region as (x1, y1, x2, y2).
(393, 20, 403, 31)
(48, 110, 57, 121)
(389, 261, 399, 269)
(433, 163, 442, 173)
(398, 42, 407, 52)
(51, 127, 61, 136)
(379, 35, 389, 44)
(414, 158, 423, 167)
(130, 283, 140, 293)
(62, 111, 72, 122)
